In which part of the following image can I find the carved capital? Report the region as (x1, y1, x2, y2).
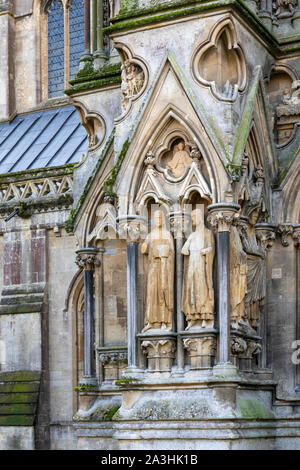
(183, 336, 216, 369)
(278, 223, 294, 246)
(141, 338, 176, 373)
(169, 211, 191, 239)
(99, 351, 128, 365)
(118, 215, 148, 242)
(255, 223, 276, 249)
(75, 248, 100, 270)
(207, 203, 240, 232)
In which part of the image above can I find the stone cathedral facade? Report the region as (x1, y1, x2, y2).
(0, 0, 300, 451)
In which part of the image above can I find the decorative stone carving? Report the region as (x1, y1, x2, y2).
(98, 349, 128, 384)
(141, 338, 176, 373)
(278, 223, 294, 246)
(207, 204, 240, 232)
(118, 215, 148, 242)
(166, 141, 192, 178)
(192, 18, 247, 102)
(181, 208, 215, 329)
(231, 334, 262, 370)
(88, 203, 118, 242)
(230, 221, 248, 327)
(276, 81, 300, 145)
(88, 134, 97, 148)
(141, 210, 175, 332)
(273, 0, 297, 19)
(183, 336, 216, 369)
(121, 59, 145, 111)
(240, 208, 267, 329)
(75, 248, 100, 270)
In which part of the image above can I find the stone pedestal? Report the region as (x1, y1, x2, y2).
(231, 330, 262, 372)
(139, 332, 176, 374)
(98, 347, 128, 386)
(181, 329, 217, 370)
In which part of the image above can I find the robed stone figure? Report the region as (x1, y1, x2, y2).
(141, 210, 174, 332)
(181, 208, 215, 329)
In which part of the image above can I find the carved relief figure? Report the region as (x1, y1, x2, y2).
(241, 207, 266, 329)
(181, 208, 215, 329)
(273, 0, 297, 18)
(167, 141, 192, 178)
(121, 59, 145, 111)
(141, 210, 174, 332)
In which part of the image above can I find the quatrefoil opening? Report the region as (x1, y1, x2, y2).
(192, 18, 247, 102)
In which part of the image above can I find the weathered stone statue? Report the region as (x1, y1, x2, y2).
(167, 141, 192, 178)
(230, 222, 248, 327)
(181, 208, 215, 329)
(121, 59, 145, 111)
(141, 210, 174, 332)
(241, 207, 266, 329)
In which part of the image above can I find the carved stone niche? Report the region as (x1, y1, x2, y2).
(139, 333, 177, 374)
(182, 333, 216, 370)
(230, 333, 262, 372)
(276, 81, 300, 146)
(115, 44, 147, 114)
(98, 347, 128, 385)
(192, 17, 247, 102)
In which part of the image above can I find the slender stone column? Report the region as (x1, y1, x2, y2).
(293, 226, 300, 390)
(207, 203, 240, 377)
(93, 0, 107, 69)
(76, 247, 100, 385)
(119, 215, 147, 379)
(169, 210, 186, 375)
(94, 246, 105, 383)
(84, 0, 91, 53)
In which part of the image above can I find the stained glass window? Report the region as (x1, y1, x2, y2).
(69, 0, 85, 81)
(48, 1, 65, 97)
(47, 0, 84, 98)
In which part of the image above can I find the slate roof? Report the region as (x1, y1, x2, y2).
(0, 106, 88, 174)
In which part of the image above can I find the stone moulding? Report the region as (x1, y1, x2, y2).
(0, 166, 74, 217)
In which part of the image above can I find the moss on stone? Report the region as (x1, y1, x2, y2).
(0, 383, 40, 394)
(0, 392, 38, 404)
(114, 378, 139, 386)
(0, 403, 35, 415)
(0, 415, 34, 426)
(0, 371, 40, 382)
(238, 398, 274, 419)
(65, 75, 121, 96)
(104, 0, 279, 55)
(103, 405, 121, 420)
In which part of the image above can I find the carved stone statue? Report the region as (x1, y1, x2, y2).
(167, 141, 192, 178)
(121, 59, 145, 111)
(141, 210, 174, 332)
(241, 207, 266, 329)
(181, 208, 215, 329)
(230, 222, 248, 327)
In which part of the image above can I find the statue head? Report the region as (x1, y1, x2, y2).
(153, 210, 164, 229)
(248, 206, 260, 226)
(192, 207, 204, 228)
(178, 141, 184, 151)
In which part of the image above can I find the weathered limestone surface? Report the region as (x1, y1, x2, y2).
(1, 0, 300, 451)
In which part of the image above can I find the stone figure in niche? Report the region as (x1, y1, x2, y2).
(230, 222, 248, 328)
(121, 59, 145, 111)
(241, 206, 266, 329)
(141, 210, 174, 332)
(181, 208, 215, 329)
(167, 141, 192, 178)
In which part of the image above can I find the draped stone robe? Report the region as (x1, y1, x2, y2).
(141, 228, 174, 331)
(181, 226, 215, 323)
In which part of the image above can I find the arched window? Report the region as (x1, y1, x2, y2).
(44, 0, 84, 98)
